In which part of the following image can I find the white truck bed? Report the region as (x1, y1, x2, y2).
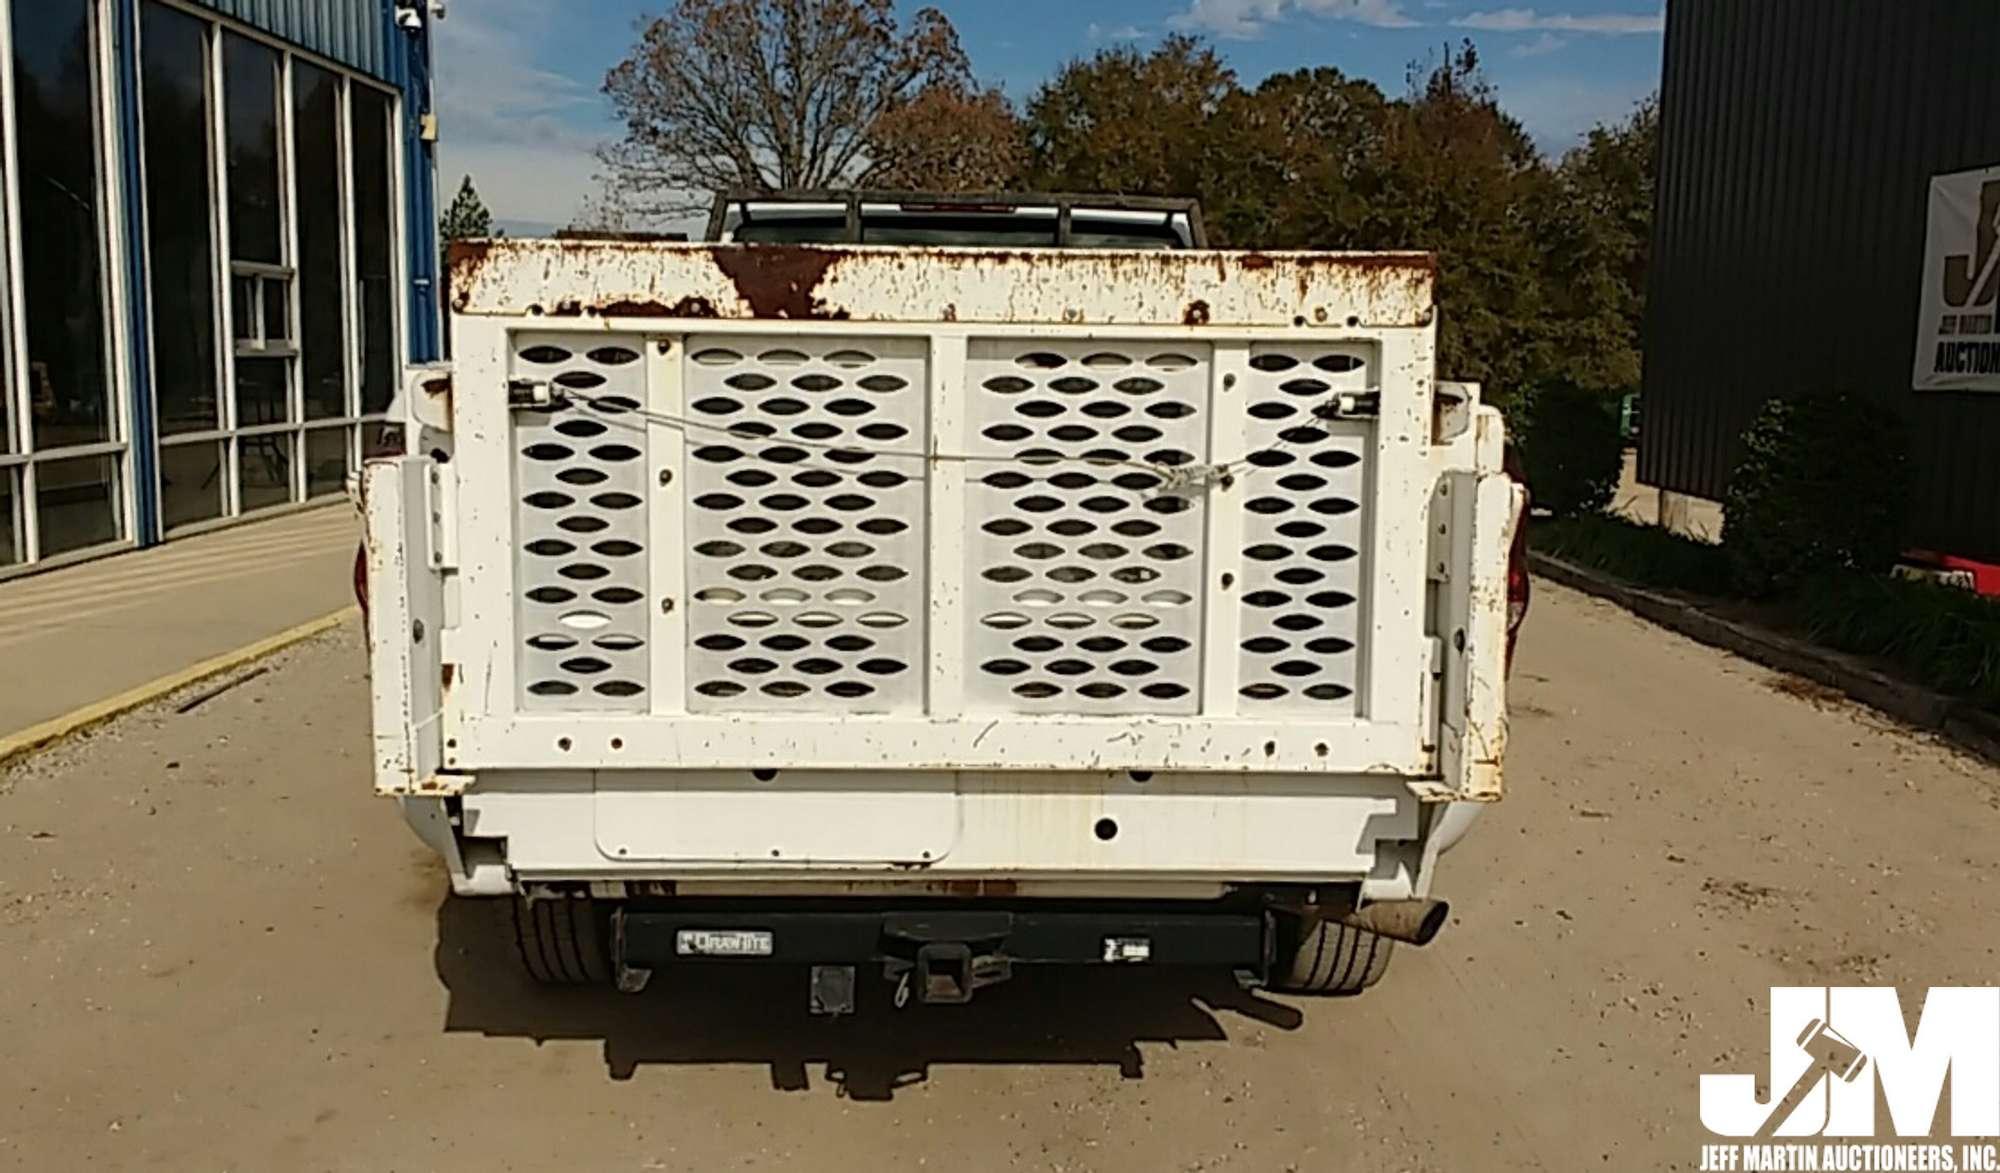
(365, 240, 1517, 907)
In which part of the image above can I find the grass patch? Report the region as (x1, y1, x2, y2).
(1530, 513, 1732, 595)
(1792, 573, 2000, 715)
(1532, 512, 2000, 716)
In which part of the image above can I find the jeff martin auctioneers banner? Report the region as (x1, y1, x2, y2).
(1916, 164, 2000, 393)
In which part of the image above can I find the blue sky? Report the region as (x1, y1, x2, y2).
(433, 0, 1664, 233)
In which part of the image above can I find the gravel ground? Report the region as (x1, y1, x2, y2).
(3, 582, 1996, 1171)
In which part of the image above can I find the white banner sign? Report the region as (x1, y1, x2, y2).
(1915, 165, 2000, 392)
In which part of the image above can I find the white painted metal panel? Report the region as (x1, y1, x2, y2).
(1234, 343, 1373, 715)
(466, 771, 1418, 879)
(963, 340, 1211, 715)
(510, 334, 651, 711)
(363, 457, 443, 792)
(594, 771, 959, 865)
(680, 334, 931, 713)
(451, 712, 1428, 773)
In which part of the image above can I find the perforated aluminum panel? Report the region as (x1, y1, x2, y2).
(1235, 344, 1371, 715)
(511, 334, 652, 711)
(963, 342, 1211, 715)
(682, 336, 930, 714)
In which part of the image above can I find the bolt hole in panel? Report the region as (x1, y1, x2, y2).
(1237, 345, 1372, 715)
(513, 334, 654, 709)
(965, 341, 1211, 715)
(684, 336, 930, 713)
(594, 771, 960, 864)
(582, 771, 1413, 868)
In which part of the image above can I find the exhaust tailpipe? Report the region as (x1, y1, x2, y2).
(1337, 899, 1450, 947)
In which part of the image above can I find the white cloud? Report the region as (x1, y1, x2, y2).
(1512, 31, 1570, 56)
(1087, 22, 1148, 41)
(432, 0, 610, 229)
(1174, 0, 1418, 40)
(1454, 7, 1664, 34)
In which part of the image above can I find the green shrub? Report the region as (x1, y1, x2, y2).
(1722, 392, 1911, 598)
(1514, 383, 1625, 518)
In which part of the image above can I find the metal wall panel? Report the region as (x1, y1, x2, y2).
(1642, 0, 2000, 560)
(187, 0, 387, 79)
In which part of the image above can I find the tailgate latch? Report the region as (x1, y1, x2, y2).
(506, 377, 554, 409)
(1313, 390, 1382, 420)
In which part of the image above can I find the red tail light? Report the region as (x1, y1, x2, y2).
(1502, 445, 1531, 674)
(353, 543, 370, 619)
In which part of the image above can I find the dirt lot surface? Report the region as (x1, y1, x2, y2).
(3, 582, 1996, 1171)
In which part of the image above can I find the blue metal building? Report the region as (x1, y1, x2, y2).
(0, 0, 440, 575)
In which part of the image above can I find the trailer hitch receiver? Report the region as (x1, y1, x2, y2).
(887, 944, 1014, 1007)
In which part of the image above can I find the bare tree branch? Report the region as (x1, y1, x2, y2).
(599, 0, 970, 218)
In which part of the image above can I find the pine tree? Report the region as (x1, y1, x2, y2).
(440, 175, 493, 247)
(439, 176, 494, 355)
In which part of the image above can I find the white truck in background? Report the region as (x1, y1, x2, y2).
(362, 192, 1525, 1012)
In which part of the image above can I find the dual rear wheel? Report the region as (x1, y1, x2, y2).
(1271, 915, 1395, 996)
(511, 893, 612, 985)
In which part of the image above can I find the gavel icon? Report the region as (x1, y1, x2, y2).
(1757, 1018, 1870, 1138)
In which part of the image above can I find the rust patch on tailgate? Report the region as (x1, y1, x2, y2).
(936, 879, 1019, 898)
(712, 246, 850, 320)
(446, 237, 494, 281)
(590, 296, 722, 319)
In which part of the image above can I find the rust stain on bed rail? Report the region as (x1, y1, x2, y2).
(450, 240, 1438, 327)
(711, 247, 849, 320)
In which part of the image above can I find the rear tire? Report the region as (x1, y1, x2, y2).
(511, 894, 612, 986)
(1273, 915, 1394, 995)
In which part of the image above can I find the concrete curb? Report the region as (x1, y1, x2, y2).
(0, 606, 360, 770)
(1530, 552, 2000, 768)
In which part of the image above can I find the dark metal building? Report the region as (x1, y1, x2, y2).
(1642, 0, 2000, 561)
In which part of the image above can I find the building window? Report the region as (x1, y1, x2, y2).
(35, 453, 120, 558)
(222, 32, 281, 268)
(157, 438, 221, 531)
(6, 0, 126, 564)
(352, 85, 395, 416)
(1, 2, 409, 564)
(294, 60, 345, 423)
(140, 1, 219, 440)
(0, 469, 18, 566)
(14, 0, 114, 453)
(222, 31, 294, 469)
(236, 428, 290, 512)
(303, 424, 345, 498)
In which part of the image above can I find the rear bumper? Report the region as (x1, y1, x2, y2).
(616, 900, 1271, 971)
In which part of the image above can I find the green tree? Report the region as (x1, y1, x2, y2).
(862, 82, 1026, 191)
(1202, 66, 1391, 248)
(1344, 44, 1554, 407)
(439, 176, 493, 354)
(440, 175, 493, 245)
(1535, 98, 1658, 396)
(1019, 40, 1647, 413)
(1024, 35, 1237, 200)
